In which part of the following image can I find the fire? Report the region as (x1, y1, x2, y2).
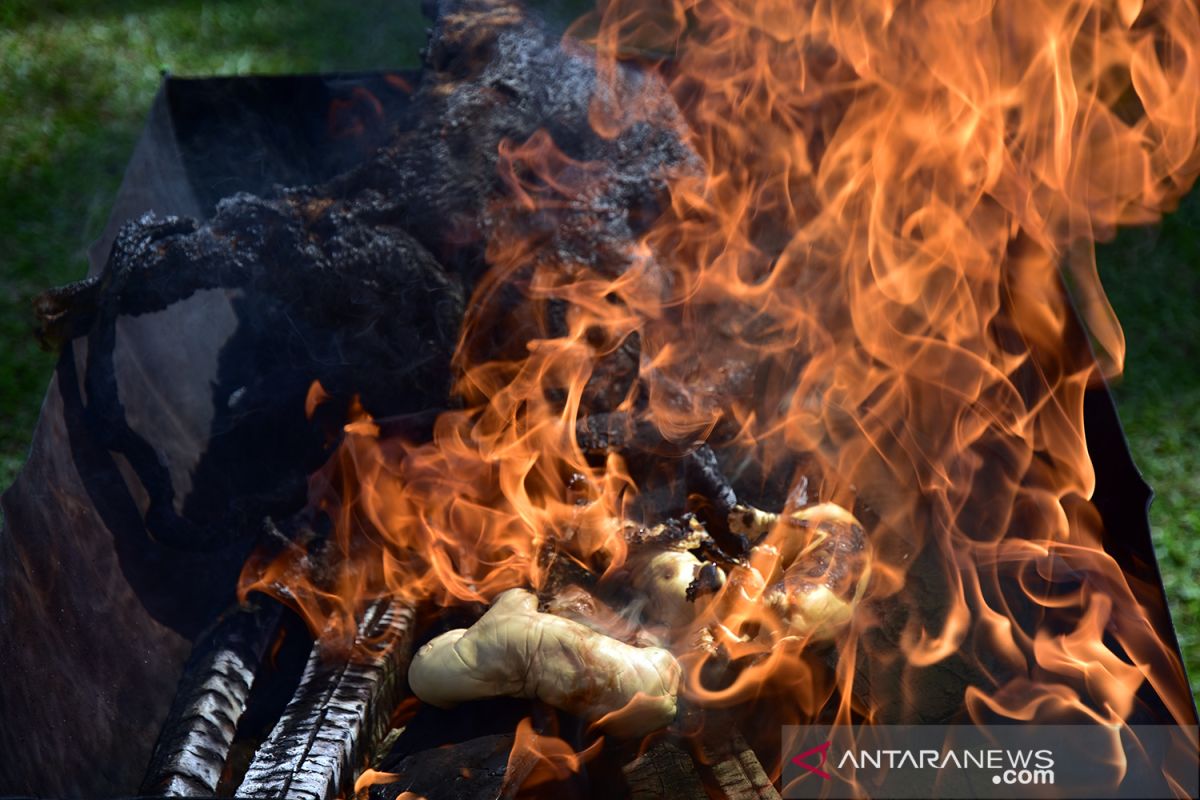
(506, 717, 605, 792)
(241, 0, 1200, 791)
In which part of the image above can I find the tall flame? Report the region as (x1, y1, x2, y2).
(241, 0, 1200, 785)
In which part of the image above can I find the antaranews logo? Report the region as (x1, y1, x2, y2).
(780, 724, 1198, 799)
(789, 739, 1053, 786)
(790, 741, 832, 780)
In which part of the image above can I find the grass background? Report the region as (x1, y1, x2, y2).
(1, 1, 1197, 707)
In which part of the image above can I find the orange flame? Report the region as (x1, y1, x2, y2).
(504, 717, 605, 794)
(242, 0, 1200, 789)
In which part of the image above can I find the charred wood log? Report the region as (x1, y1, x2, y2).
(366, 733, 529, 800)
(235, 600, 416, 800)
(684, 444, 740, 520)
(621, 738, 708, 800)
(698, 727, 781, 800)
(140, 599, 283, 796)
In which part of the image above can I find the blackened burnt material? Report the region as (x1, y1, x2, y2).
(36, 202, 464, 553)
(367, 733, 534, 800)
(337, 0, 698, 284)
(622, 739, 708, 800)
(0, 0, 1191, 796)
(235, 600, 417, 800)
(141, 599, 283, 796)
(6, 2, 700, 793)
(303, 0, 701, 388)
(32, 0, 697, 555)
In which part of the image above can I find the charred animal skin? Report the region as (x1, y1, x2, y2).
(34, 0, 698, 554)
(36, 202, 464, 552)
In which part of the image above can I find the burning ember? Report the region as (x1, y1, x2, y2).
(5, 0, 1200, 797)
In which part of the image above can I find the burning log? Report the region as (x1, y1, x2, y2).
(408, 588, 680, 738)
(364, 733, 535, 800)
(141, 599, 283, 796)
(683, 444, 742, 521)
(235, 599, 416, 800)
(698, 727, 781, 800)
(620, 738, 708, 800)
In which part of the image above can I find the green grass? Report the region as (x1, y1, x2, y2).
(1, 1, 1197, 711)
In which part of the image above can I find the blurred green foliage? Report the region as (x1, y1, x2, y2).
(0, 1, 1196, 706)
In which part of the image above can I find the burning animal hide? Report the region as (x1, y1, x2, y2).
(733, 502, 872, 640)
(36, 205, 465, 552)
(405, 502, 872, 742)
(29, 0, 698, 554)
